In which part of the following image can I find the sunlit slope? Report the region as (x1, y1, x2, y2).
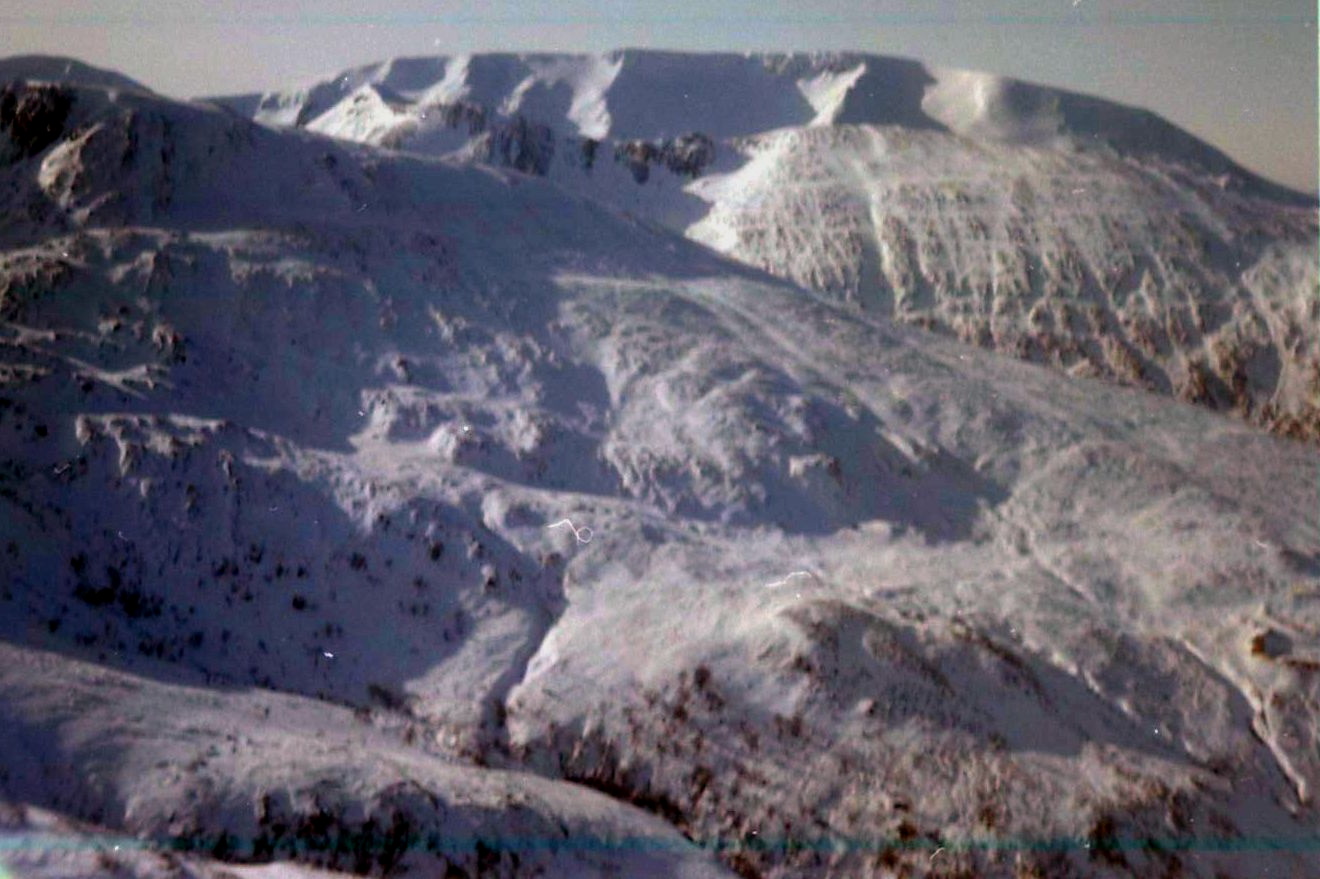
(687, 123, 1319, 439)
(1, 73, 1319, 878)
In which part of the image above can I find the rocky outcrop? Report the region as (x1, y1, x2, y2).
(429, 99, 488, 135)
(1, 82, 73, 163)
(614, 133, 716, 183)
(486, 114, 555, 176)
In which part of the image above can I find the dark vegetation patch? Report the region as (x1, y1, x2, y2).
(71, 559, 163, 619)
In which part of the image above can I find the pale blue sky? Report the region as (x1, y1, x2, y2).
(1, 1, 1315, 193)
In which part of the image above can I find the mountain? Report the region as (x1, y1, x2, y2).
(2, 63, 1320, 879)
(209, 50, 1319, 442)
(0, 56, 148, 93)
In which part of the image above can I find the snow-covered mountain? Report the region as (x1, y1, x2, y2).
(0, 56, 148, 94)
(210, 50, 1319, 442)
(1, 63, 1320, 879)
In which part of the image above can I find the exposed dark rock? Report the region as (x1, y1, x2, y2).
(661, 132, 716, 177)
(1, 82, 73, 163)
(615, 139, 659, 183)
(489, 115, 555, 176)
(614, 133, 716, 183)
(580, 137, 598, 170)
(435, 100, 487, 135)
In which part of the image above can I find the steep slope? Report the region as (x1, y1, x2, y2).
(687, 124, 1320, 439)
(204, 49, 1319, 442)
(1, 72, 1320, 879)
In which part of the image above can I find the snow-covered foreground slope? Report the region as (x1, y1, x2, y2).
(2, 802, 369, 879)
(0, 645, 727, 878)
(208, 50, 1320, 443)
(2, 73, 1320, 878)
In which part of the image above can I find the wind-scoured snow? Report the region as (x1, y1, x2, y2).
(204, 49, 1318, 442)
(0, 66, 1318, 879)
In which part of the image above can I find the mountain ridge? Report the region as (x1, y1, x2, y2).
(0, 55, 150, 94)
(185, 49, 1320, 442)
(198, 49, 1310, 203)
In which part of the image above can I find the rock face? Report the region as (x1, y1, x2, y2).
(1, 66, 1320, 879)
(1, 82, 73, 162)
(208, 49, 1319, 443)
(487, 114, 555, 176)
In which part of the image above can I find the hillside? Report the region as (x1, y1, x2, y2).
(1, 69, 1319, 878)
(209, 50, 1319, 441)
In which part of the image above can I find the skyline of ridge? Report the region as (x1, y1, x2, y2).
(0, 0, 1314, 194)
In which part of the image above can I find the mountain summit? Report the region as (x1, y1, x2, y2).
(210, 50, 1297, 187)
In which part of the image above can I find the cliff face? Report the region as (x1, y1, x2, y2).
(209, 50, 1319, 443)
